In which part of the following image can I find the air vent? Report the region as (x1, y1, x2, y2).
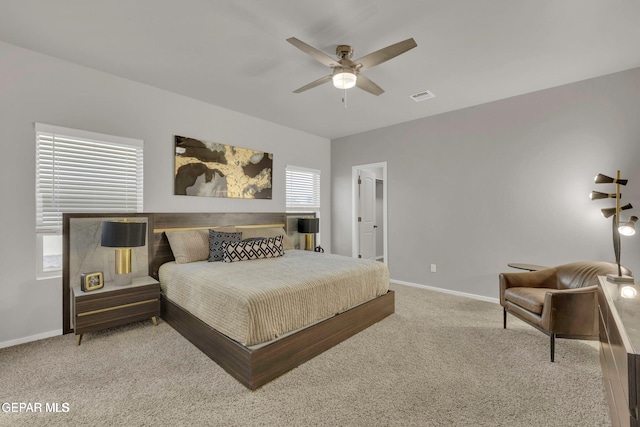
(410, 90, 435, 102)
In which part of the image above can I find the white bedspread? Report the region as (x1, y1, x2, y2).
(159, 250, 389, 346)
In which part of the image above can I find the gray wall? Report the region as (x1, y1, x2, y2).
(0, 41, 330, 347)
(332, 67, 640, 300)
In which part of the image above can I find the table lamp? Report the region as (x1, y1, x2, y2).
(298, 218, 319, 251)
(101, 220, 147, 286)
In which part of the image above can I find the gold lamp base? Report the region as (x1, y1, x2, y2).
(304, 234, 314, 251)
(115, 248, 132, 274)
(114, 248, 133, 286)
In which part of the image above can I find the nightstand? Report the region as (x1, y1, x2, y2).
(72, 276, 160, 345)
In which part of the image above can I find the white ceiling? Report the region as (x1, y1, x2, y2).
(1, 0, 639, 140)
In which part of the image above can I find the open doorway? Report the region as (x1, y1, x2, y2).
(352, 162, 387, 265)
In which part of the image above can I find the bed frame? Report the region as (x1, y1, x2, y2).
(151, 212, 395, 390)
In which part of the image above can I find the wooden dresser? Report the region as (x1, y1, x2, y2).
(598, 276, 640, 427)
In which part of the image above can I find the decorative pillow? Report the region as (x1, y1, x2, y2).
(208, 230, 242, 262)
(165, 229, 210, 264)
(239, 227, 295, 250)
(165, 226, 237, 264)
(222, 235, 284, 262)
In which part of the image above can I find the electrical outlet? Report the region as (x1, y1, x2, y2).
(430, 264, 437, 273)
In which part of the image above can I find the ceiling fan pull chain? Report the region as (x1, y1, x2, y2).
(343, 89, 348, 109)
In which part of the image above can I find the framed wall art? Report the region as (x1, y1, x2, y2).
(174, 135, 272, 199)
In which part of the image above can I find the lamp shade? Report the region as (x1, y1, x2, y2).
(101, 221, 147, 248)
(589, 191, 618, 200)
(601, 203, 633, 219)
(595, 173, 628, 185)
(619, 216, 638, 236)
(621, 285, 638, 298)
(298, 218, 319, 234)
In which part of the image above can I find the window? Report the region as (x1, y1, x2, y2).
(285, 165, 320, 212)
(35, 123, 143, 278)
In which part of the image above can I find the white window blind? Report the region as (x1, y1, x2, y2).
(286, 165, 320, 211)
(35, 123, 144, 234)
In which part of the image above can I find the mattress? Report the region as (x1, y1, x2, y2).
(158, 249, 389, 346)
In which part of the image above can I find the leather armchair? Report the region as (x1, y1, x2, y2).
(500, 261, 631, 362)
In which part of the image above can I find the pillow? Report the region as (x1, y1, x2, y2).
(208, 230, 242, 262)
(165, 229, 210, 264)
(165, 226, 237, 264)
(239, 227, 294, 250)
(222, 235, 284, 262)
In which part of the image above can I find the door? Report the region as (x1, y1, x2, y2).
(358, 169, 376, 260)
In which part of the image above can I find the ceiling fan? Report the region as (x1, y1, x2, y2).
(286, 37, 417, 96)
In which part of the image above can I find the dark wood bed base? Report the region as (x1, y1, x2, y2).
(161, 291, 394, 390)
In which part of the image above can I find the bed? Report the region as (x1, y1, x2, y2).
(151, 212, 395, 389)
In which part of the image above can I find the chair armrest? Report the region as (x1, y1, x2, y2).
(540, 285, 598, 335)
(499, 268, 557, 306)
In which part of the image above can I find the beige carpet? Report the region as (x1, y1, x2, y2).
(0, 284, 610, 427)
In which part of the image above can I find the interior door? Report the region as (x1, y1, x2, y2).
(358, 169, 377, 260)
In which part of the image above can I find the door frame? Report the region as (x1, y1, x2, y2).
(352, 162, 388, 265)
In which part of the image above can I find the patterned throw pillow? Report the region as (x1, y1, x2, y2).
(222, 235, 284, 263)
(240, 227, 295, 250)
(208, 230, 242, 262)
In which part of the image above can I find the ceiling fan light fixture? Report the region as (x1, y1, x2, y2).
(332, 71, 357, 90)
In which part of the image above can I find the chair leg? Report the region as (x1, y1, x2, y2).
(550, 334, 555, 362)
(503, 307, 507, 329)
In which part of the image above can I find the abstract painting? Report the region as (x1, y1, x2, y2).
(174, 135, 272, 199)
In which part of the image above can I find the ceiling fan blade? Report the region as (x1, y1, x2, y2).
(355, 38, 417, 71)
(293, 74, 333, 93)
(356, 74, 384, 96)
(287, 37, 338, 68)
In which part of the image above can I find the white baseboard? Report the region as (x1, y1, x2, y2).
(390, 279, 499, 304)
(0, 329, 62, 349)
